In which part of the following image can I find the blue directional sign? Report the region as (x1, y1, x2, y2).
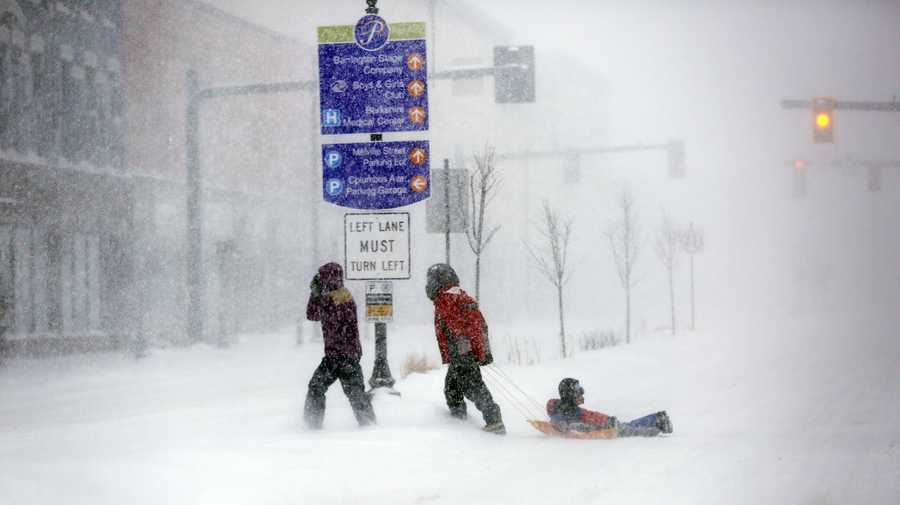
(317, 22, 428, 135)
(322, 140, 430, 209)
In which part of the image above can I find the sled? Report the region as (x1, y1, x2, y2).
(528, 419, 618, 439)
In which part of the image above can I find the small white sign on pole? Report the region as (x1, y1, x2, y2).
(344, 212, 411, 280)
(365, 280, 394, 323)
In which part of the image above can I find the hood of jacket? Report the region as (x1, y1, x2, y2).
(318, 262, 344, 292)
(546, 398, 581, 420)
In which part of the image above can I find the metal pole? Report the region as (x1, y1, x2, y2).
(690, 252, 695, 331)
(186, 69, 205, 342)
(368, 321, 396, 389)
(443, 158, 450, 264)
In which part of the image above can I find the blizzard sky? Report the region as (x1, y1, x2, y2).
(199, 0, 900, 330)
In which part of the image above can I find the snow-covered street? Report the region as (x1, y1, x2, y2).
(2, 315, 897, 505)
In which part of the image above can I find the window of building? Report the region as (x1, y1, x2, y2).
(9, 26, 26, 152)
(107, 58, 123, 167)
(94, 70, 110, 165)
(0, 224, 12, 332)
(30, 34, 53, 156)
(60, 46, 85, 163)
(61, 233, 101, 334)
(0, 224, 51, 337)
(0, 10, 27, 153)
(0, 27, 8, 143)
(83, 53, 99, 164)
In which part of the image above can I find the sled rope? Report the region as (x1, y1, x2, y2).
(482, 365, 545, 420)
(487, 364, 546, 416)
(482, 368, 538, 420)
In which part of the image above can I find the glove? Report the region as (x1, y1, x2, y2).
(479, 351, 494, 366)
(309, 274, 323, 298)
(605, 416, 619, 430)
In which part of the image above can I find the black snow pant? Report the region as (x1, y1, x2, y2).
(444, 359, 502, 425)
(304, 356, 376, 429)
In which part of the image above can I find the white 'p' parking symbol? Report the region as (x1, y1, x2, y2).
(324, 150, 343, 169)
(325, 178, 345, 196)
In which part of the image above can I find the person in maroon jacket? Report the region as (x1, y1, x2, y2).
(303, 262, 375, 429)
(426, 263, 505, 435)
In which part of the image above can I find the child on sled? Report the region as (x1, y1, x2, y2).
(546, 378, 673, 437)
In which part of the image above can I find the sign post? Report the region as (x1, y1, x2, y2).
(365, 280, 395, 391)
(344, 211, 409, 395)
(318, 1, 430, 396)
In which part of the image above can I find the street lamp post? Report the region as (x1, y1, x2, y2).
(184, 71, 317, 342)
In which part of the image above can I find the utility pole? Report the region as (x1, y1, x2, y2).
(185, 70, 204, 342)
(681, 223, 704, 331)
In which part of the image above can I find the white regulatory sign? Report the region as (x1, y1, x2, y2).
(344, 212, 411, 280)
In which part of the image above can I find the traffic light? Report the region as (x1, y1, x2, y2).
(667, 140, 685, 179)
(494, 45, 535, 103)
(812, 97, 835, 144)
(792, 159, 808, 198)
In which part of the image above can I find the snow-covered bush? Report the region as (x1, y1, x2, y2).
(578, 329, 619, 352)
(400, 352, 439, 378)
(501, 334, 542, 366)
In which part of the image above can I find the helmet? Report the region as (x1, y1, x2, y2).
(558, 378, 584, 401)
(425, 263, 459, 301)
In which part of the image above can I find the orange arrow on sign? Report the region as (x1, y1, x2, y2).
(408, 106, 426, 124)
(408, 148, 428, 166)
(410, 175, 428, 193)
(406, 80, 425, 97)
(406, 53, 425, 71)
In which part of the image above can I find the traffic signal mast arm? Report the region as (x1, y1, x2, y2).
(781, 99, 900, 111)
(430, 63, 524, 80)
(196, 80, 318, 100)
(496, 142, 672, 161)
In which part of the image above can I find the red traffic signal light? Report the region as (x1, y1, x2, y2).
(812, 97, 835, 144)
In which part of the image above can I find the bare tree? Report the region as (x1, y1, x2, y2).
(604, 188, 641, 344)
(465, 145, 502, 301)
(655, 212, 681, 335)
(681, 222, 705, 331)
(524, 200, 573, 358)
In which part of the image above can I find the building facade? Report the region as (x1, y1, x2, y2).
(0, 0, 130, 354)
(123, 0, 316, 344)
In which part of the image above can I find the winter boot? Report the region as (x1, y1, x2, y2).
(449, 408, 468, 421)
(483, 421, 506, 435)
(303, 394, 326, 430)
(656, 411, 673, 434)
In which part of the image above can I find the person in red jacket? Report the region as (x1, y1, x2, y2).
(303, 262, 375, 429)
(426, 263, 505, 435)
(548, 378, 673, 437)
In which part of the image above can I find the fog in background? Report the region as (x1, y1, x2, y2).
(194, 0, 900, 342)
